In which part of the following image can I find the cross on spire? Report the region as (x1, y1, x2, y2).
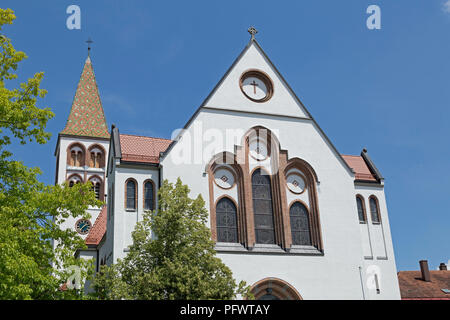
(86, 37, 93, 55)
(248, 26, 258, 40)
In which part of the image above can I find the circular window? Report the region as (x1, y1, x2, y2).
(75, 219, 92, 235)
(249, 139, 268, 161)
(214, 168, 235, 189)
(286, 173, 306, 194)
(240, 70, 273, 103)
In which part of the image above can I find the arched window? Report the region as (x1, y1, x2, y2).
(125, 179, 137, 210)
(67, 174, 82, 187)
(216, 197, 238, 243)
(143, 180, 154, 211)
(289, 202, 311, 246)
(356, 195, 366, 223)
(89, 176, 103, 200)
(88, 145, 105, 168)
(250, 277, 303, 300)
(369, 196, 381, 224)
(252, 168, 275, 244)
(67, 143, 85, 167)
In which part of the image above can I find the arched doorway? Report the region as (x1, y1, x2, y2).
(250, 277, 303, 300)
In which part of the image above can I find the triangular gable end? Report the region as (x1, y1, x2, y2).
(202, 39, 311, 119)
(162, 38, 354, 177)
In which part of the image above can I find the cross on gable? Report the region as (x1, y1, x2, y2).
(248, 26, 258, 39)
(250, 80, 259, 94)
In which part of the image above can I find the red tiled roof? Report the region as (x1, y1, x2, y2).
(398, 271, 450, 300)
(85, 205, 107, 246)
(119, 134, 172, 164)
(341, 155, 377, 182)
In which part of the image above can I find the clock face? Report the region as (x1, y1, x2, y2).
(75, 219, 92, 235)
(240, 71, 273, 102)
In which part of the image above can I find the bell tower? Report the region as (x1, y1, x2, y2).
(54, 51, 109, 239)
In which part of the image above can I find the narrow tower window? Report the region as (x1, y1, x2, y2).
(356, 196, 367, 223)
(126, 179, 137, 210)
(369, 196, 381, 224)
(144, 180, 154, 211)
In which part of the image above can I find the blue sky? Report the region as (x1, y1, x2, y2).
(2, 1, 449, 271)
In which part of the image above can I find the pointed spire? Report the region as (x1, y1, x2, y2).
(60, 55, 109, 138)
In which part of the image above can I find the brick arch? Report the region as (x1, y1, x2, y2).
(284, 157, 319, 183)
(356, 194, 367, 223)
(284, 157, 323, 251)
(87, 143, 106, 168)
(88, 175, 104, 201)
(240, 125, 282, 154)
(143, 179, 156, 211)
(250, 277, 303, 300)
(67, 173, 83, 186)
(368, 195, 381, 224)
(242, 126, 286, 248)
(124, 178, 138, 210)
(207, 152, 247, 245)
(66, 142, 86, 167)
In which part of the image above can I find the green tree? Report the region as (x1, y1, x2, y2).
(0, 8, 101, 299)
(93, 178, 250, 300)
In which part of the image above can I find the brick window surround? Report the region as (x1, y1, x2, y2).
(124, 178, 138, 210)
(356, 194, 368, 223)
(207, 126, 323, 252)
(143, 179, 155, 211)
(249, 277, 303, 300)
(369, 195, 382, 224)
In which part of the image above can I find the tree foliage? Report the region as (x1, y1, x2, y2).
(0, 8, 101, 299)
(93, 178, 250, 300)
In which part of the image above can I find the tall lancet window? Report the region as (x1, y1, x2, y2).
(289, 202, 311, 246)
(252, 168, 275, 244)
(143, 180, 154, 211)
(126, 179, 137, 210)
(369, 196, 381, 224)
(216, 197, 238, 243)
(356, 196, 366, 223)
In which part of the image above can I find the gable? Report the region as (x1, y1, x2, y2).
(202, 40, 311, 119)
(162, 39, 354, 177)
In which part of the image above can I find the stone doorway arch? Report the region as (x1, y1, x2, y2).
(250, 277, 303, 300)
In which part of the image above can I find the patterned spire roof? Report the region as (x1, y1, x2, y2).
(60, 56, 109, 138)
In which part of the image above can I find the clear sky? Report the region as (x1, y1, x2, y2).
(2, 0, 449, 271)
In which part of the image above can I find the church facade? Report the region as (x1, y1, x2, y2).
(54, 32, 401, 299)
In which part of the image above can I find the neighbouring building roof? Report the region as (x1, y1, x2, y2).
(398, 270, 450, 300)
(119, 134, 172, 164)
(60, 56, 109, 139)
(341, 154, 377, 182)
(85, 205, 107, 246)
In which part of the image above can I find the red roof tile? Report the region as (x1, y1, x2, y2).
(398, 271, 450, 299)
(119, 134, 172, 164)
(341, 155, 377, 182)
(85, 205, 107, 246)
